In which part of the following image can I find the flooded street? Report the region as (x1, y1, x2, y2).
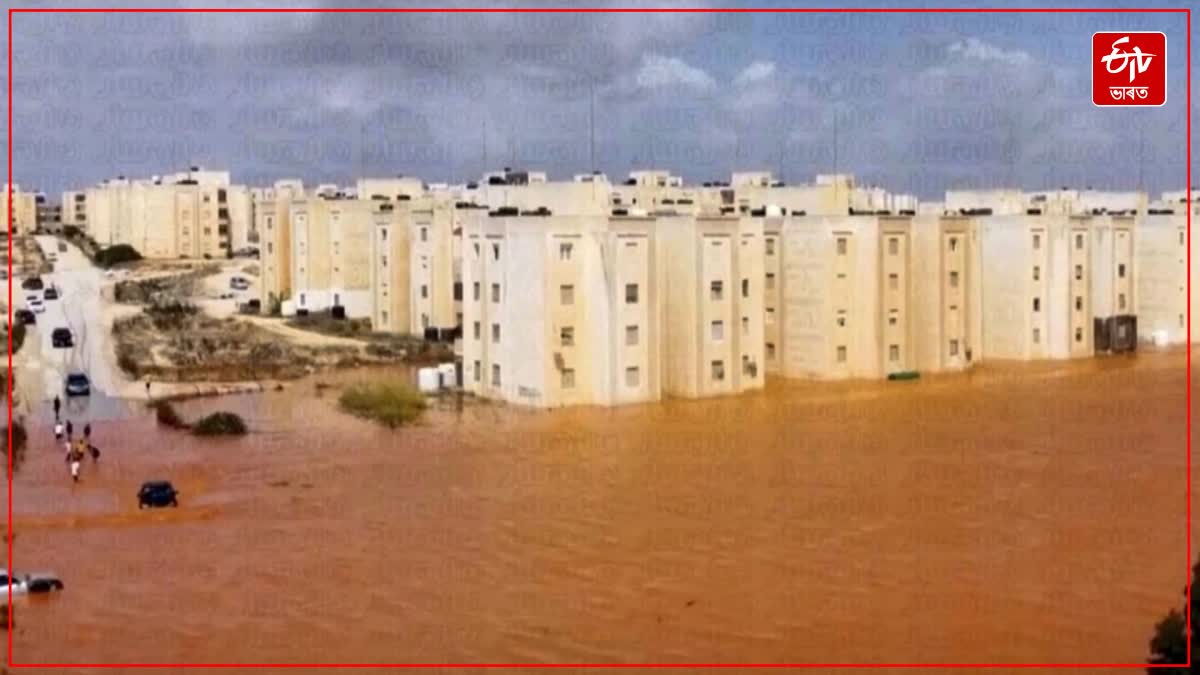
(5, 351, 1189, 668)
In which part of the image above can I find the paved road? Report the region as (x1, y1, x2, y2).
(12, 236, 128, 421)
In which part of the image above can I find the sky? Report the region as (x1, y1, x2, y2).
(3, 0, 1197, 200)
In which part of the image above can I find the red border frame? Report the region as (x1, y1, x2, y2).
(7, 6, 1190, 667)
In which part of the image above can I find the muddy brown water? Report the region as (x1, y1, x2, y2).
(3, 352, 1191, 672)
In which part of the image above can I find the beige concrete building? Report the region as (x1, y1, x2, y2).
(3, 185, 37, 235)
(658, 214, 765, 397)
(1087, 215, 1136, 352)
(408, 197, 458, 335)
(1136, 210, 1188, 346)
(255, 179, 305, 312)
(61, 190, 87, 229)
(770, 215, 915, 380)
(288, 196, 395, 318)
(356, 176, 424, 201)
(82, 169, 251, 258)
(461, 213, 663, 408)
(910, 215, 983, 373)
(977, 214, 1095, 360)
(368, 202, 413, 334)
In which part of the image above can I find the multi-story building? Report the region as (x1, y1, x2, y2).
(910, 215, 983, 373)
(61, 190, 87, 230)
(977, 214, 1095, 360)
(35, 193, 61, 232)
(1136, 206, 1188, 346)
(2, 185, 38, 235)
(356, 176, 424, 201)
(770, 214, 915, 380)
(1088, 215, 1137, 352)
(288, 196, 394, 318)
(461, 213, 663, 408)
(255, 179, 305, 313)
(657, 214, 765, 397)
(409, 197, 458, 336)
(368, 202, 413, 334)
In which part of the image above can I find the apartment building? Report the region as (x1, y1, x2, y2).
(910, 215, 983, 373)
(368, 202, 412, 334)
(1088, 215, 1136, 352)
(356, 176, 424, 201)
(35, 193, 61, 232)
(977, 214, 1094, 360)
(470, 169, 612, 216)
(1135, 210, 1188, 345)
(611, 170, 713, 215)
(408, 197, 459, 336)
(731, 173, 917, 218)
(461, 213, 663, 408)
(82, 169, 251, 258)
(61, 190, 87, 229)
(2, 185, 38, 235)
(255, 179, 305, 312)
(658, 214, 765, 397)
(770, 215, 914, 380)
(288, 196, 395, 318)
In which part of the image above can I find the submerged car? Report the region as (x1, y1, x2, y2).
(14, 309, 35, 325)
(51, 327, 73, 348)
(0, 569, 64, 595)
(229, 276, 250, 291)
(64, 372, 90, 397)
(138, 481, 179, 509)
(28, 298, 45, 314)
(20, 277, 43, 291)
(43, 287, 59, 300)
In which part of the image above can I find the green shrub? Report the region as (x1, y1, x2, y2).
(153, 401, 190, 430)
(338, 382, 427, 428)
(93, 244, 143, 268)
(191, 412, 248, 436)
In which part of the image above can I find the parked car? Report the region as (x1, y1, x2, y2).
(43, 286, 59, 301)
(64, 372, 90, 397)
(229, 276, 250, 291)
(138, 481, 179, 509)
(51, 327, 73, 348)
(57, 241, 67, 253)
(239, 298, 262, 314)
(27, 298, 45, 314)
(14, 309, 35, 325)
(21, 277, 43, 291)
(0, 569, 64, 595)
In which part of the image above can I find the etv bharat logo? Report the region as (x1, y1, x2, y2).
(1093, 32, 1167, 107)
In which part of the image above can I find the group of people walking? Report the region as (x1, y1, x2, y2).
(52, 395, 99, 483)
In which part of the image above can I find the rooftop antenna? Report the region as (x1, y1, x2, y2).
(589, 79, 596, 173)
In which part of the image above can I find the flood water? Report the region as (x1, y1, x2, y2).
(5, 351, 1191, 670)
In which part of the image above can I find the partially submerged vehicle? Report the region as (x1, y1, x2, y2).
(138, 481, 179, 509)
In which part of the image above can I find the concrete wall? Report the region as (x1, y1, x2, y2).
(1136, 214, 1187, 345)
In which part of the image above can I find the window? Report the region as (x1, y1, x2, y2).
(420, 227, 428, 242)
(473, 282, 480, 301)
(1032, 266, 1040, 281)
(1118, 293, 1126, 310)
(625, 283, 639, 304)
(625, 325, 639, 346)
(560, 284, 574, 305)
(1118, 263, 1126, 278)
(949, 237, 958, 252)
(1074, 264, 1083, 281)
(836, 237, 847, 255)
(765, 273, 776, 290)
(267, 243, 273, 254)
(836, 345, 847, 362)
(743, 354, 754, 376)
(1033, 234, 1041, 250)
(473, 321, 480, 340)
(491, 283, 500, 303)
(1032, 328, 1041, 344)
(948, 271, 958, 288)
(473, 242, 480, 258)
(1033, 298, 1041, 312)
(381, 255, 388, 268)
(889, 344, 900, 362)
(453, 282, 462, 301)
(765, 238, 776, 255)
(1075, 327, 1083, 343)
(421, 285, 428, 299)
(888, 312, 898, 326)
(491, 323, 500, 342)
(492, 243, 500, 260)
(561, 369, 575, 389)
(1075, 296, 1083, 311)
(473, 361, 481, 382)
(949, 339, 959, 356)
(766, 342, 776, 359)
(741, 279, 750, 298)
(766, 308, 775, 324)
(560, 242, 573, 260)
(377, 226, 384, 240)
(1182, 232, 1187, 246)
(711, 280, 724, 300)
(888, 237, 898, 255)
(561, 326, 574, 347)
(836, 314, 846, 327)
(492, 364, 501, 386)
(625, 366, 640, 388)
(889, 273, 899, 290)
(1075, 233, 1084, 250)
(380, 311, 388, 325)
(711, 320, 724, 342)
(742, 316, 749, 335)
(711, 360, 726, 381)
